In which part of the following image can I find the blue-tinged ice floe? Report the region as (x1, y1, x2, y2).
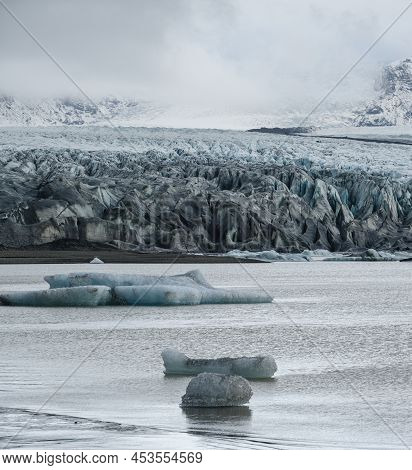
(44, 269, 214, 289)
(162, 349, 277, 379)
(0, 270, 272, 307)
(226, 248, 410, 262)
(0, 286, 112, 307)
(114, 285, 203, 306)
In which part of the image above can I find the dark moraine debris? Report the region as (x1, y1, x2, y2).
(246, 126, 315, 135)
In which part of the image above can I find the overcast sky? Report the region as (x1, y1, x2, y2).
(0, 0, 411, 112)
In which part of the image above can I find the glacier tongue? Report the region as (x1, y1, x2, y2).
(0, 126, 411, 253)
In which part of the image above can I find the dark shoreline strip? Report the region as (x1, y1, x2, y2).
(0, 250, 263, 264)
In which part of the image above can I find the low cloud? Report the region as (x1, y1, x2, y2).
(1, 0, 410, 112)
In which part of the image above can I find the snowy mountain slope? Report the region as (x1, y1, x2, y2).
(354, 58, 412, 127)
(0, 59, 410, 130)
(0, 94, 357, 130)
(0, 96, 167, 127)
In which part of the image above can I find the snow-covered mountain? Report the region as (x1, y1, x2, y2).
(0, 95, 167, 127)
(0, 58, 411, 129)
(354, 58, 412, 127)
(0, 94, 356, 130)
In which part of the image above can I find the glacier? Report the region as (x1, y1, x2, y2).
(162, 349, 277, 379)
(0, 286, 112, 307)
(181, 373, 253, 408)
(0, 270, 272, 307)
(0, 126, 411, 254)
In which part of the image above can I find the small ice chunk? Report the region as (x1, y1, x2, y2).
(90, 257, 104, 264)
(0, 286, 112, 307)
(181, 373, 253, 407)
(114, 285, 202, 306)
(162, 349, 277, 379)
(362, 249, 382, 260)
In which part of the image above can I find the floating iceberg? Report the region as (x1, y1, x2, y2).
(1, 270, 272, 307)
(227, 249, 315, 262)
(181, 373, 253, 408)
(45, 270, 272, 306)
(226, 248, 410, 262)
(0, 286, 112, 307)
(90, 257, 104, 264)
(45, 269, 213, 289)
(162, 349, 277, 379)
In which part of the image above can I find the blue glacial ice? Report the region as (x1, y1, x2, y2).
(162, 349, 277, 379)
(226, 249, 410, 262)
(0, 286, 112, 307)
(44, 269, 213, 289)
(1, 270, 272, 307)
(114, 285, 203, 306)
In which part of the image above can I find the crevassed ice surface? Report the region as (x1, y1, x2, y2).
(0, 262, 411, 449)
(0, 126, 411, 178)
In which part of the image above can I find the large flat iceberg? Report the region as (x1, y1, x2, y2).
(162, 349, 277, 379)
(45, 270, 213, 289)
(1, 270, 272, 307)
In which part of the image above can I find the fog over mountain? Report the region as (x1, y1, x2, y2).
(1, 58, 411, 129)
(1, 0, 411, 121)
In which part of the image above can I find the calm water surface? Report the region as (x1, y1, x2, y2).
(0, 262, 410, 449)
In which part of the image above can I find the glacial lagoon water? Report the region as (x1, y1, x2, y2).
(0, 262, 410, 449)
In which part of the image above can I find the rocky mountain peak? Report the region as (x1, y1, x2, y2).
(354, 58, 412, 126)
(376, 58, 412, 95)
